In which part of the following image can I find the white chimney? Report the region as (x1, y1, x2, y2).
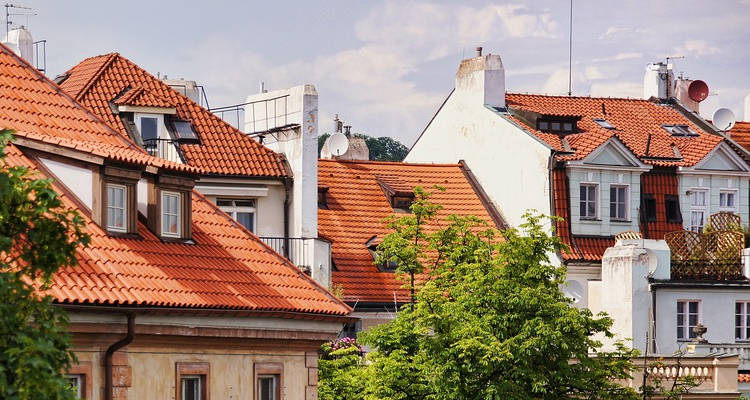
(455, 47, 505, 109)
(2, 26, 33, 65)
(643, 62, 673, 100)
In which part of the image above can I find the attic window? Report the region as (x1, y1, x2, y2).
(318, 186, 329, 209)
(663, 124, 698, 137)
(366, 236, 397, 273)
(537, 117, 579, 134)
(593, 118, 616, 130)
(376, 175, 414, 212)
(173, 120, 199, 143)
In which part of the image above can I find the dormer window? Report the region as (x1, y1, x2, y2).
(663, 124, 698, 137)
(318, 186, 329, 209)
(106, 184, 128, 232)
(536, 116, 580, 134)
(161, 191, 182, 237)
(366, 236, 397, 272)
(376, 175, 414, 213)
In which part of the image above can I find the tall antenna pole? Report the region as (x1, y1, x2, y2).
(567, 0, 573, 96)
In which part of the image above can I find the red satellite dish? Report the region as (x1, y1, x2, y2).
(688, 80, 709, 102)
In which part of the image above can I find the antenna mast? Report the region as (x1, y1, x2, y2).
(4, 3, 32, 37)
(567, 0, 573, 96)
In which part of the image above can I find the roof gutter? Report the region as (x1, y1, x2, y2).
(104, 313, 134, 400)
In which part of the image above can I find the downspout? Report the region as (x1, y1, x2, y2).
(650, 284, 657, 354)
(105, 313, 135, 400)
(283, 176, 292, 259)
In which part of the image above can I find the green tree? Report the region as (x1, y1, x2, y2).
(357, 188, 639, 399)
(318, 338, 367, 400)
(0, 130, 90, 400)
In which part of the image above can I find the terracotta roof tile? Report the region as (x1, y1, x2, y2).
(0, 43, 195, 174)
(318, 159, 499, 304)
(739, 373, 750, 383)
(729, 121, 750, 152)
(59, 53, 288, 178)
(4, 144, 348, 315)
(640, 172, 683, 239)
(114, 86, 174, 108)
(505, 93, 724, 167)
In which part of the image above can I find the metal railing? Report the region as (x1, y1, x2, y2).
(260, 237, 316, 274)
(142, 138, 183, 164)
(210, 94, 291, 133)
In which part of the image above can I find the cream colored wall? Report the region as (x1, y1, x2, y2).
(71, 345, 312, 400)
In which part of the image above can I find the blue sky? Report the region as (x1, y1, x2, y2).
(16, 0, 750, 144)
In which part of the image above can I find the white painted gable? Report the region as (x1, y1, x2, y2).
(695, 143, 749, 171)
(582, 137, 644, 168)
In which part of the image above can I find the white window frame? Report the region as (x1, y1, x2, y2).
(677, 299, 701, 341)
(579, 183, 599, 220)
(180, 374, 202, 400)
(609, 184, 630, 221)
(106, 183, 128, 233)
(161, 191, 181, 238)
(257, 374, 279, 400)
(67, 374, 84, 398)
(216, 198, 256, 233)
(737, 301, 750, 341)
(134, 113, 164, 141)
(689, 188, 708, 233)
(719, 188, 739, 213)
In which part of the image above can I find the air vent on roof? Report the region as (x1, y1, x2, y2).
(662, 124, 698, 137)
(593, 118, 616, 130)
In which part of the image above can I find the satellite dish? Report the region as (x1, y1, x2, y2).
(328, 132, 349, 156)
(713, 108, 736, 131)
(688, 80, 709, 102)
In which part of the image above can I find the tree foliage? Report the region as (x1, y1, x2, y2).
(321, 188, 640, 400)
(317, 133, 409, 162)
(318, 338, 367, 400)
(0, 130, 90, 400)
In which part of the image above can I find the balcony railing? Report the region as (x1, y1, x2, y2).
(259, 237, 331, 286)
(210, 94, 293, 133)
(143, 138, 183, 164)
(710, 343, 750, 369)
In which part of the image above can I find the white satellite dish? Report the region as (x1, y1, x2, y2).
(328, 132, 349, 156)
(713, 108, 736, 131)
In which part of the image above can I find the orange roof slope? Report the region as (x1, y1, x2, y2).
(318, 159, 499, 304)
(0, 44, 193, 173)
(5, 143, 349, 316)
(729, 121, 750, 152)
(59, 53, 288, 177)
(505, 94, 724, 167)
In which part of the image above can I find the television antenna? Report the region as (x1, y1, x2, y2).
(4, 3, 33, 37)
(567, 0, 573, 96)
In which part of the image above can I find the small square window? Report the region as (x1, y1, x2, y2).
(551, 122, 561, 131)
(641, 195, 656, 222)
(665, 195, 682, 224)
(538, 121, 549, 130)
(610, 185, 628, 221)
(161, 191, 182, 237)
(720, 190, 738, 212)
(181, 375, 202, 400)
(258, 375, 279, 400)
(175, 362, 208, 400)
(563, 122, 573, 132)
(67, 374, 84, 399)
(140, 116, 159, 141)
(216, 198, 255, 233)
(580, 184, 598, 219)
(736, 302, 750, 341)
(677, 300, 701, 340)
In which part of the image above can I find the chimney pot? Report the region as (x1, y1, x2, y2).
(476, 46, 483, 57)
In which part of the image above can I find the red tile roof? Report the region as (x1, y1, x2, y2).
(114, 86, 174, 109)
(5, 143, 349, 316)
(640, 172, 683, 240)
(739, 373, 750, 383)
(551, 169, 613, 262)
(59, 53, 289, 178)
(318, 159, 500, 304)
(729, 121, 750, 152)
(0, 44, 194, 174)
(505, 94, 725, 167)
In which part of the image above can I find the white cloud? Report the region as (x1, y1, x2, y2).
(674, 39, 721, 56)
(590, 82, 643, 98)
(599, 26, 647, 40)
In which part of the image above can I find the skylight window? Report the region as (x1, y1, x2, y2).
(662, 124, 698, 137)
(173, 120, 199, 142)
(593, 118, 616, 130)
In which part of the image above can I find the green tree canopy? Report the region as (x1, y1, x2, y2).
(0, 130, 90, 400)
(321, 187, 638, 400)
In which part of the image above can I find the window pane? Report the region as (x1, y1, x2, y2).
(216, 199, 233, 207)
(539, 121, 549, 130)
(237, 212, 254, 232)
(259, 376, 275, 400)
(181, 376, 200, 400)
(563, 122, 573, 131)
(677, 301, 684, 314)
(689, 301, 698, 313)
(551, 122, 561, 131)
(140, 117, 158, 141)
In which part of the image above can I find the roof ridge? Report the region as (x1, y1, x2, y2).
(506, 92, 651, 102)
(318, 158, 461, 167)
(71, 53, 119, 101)
(0, 46, 150, 156)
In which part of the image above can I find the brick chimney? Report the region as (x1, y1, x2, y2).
(455, 46, 505, 109)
